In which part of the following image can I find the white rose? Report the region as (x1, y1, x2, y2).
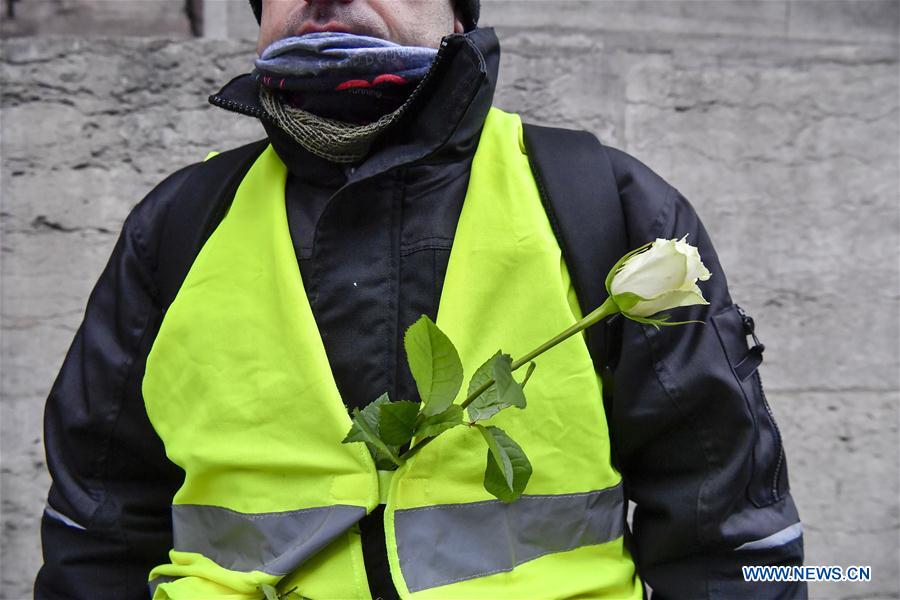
(608, 234, 712, 318)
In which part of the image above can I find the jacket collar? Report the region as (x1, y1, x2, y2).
(208, 26, 501, 187)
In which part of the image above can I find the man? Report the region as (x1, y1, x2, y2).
(35, 1, 806, 598)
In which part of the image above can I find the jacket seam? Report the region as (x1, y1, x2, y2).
(669, 183, 711, 598)
(402, 235, 454, 245)
(87, 220, 152, 521)
(389, 170, 405, 396)
(120, 307, 160, 598)
(126, 216, 161, 301)
(649, 184, 675, 242)
(400, 243, 453, 257)
(96, 215, 164, 597)
(93, 296, 158, 597)
(298, 232, 452, 259)
(408, 42, 485, 168)
(645, 183, 714, 598)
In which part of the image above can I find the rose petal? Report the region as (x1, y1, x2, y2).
(610, 238, 686, 299)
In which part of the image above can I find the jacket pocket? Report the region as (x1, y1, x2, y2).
(711, 302, 789, 508)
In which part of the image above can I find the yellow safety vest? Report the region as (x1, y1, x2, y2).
(143, 106, 643, 599)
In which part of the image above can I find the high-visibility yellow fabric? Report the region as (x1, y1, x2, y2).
(143, 142, 377, 599)
(142, 106, 642, 599)
(383, 107, 641, 599)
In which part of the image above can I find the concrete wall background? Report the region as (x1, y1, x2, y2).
(2, 1, 898, 599)
(1, 0, 197, 37)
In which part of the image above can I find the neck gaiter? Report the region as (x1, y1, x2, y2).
(254, 32, 439, 163)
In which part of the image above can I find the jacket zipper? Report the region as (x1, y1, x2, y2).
(388, 36, 454, 117)
(735, 303, 785, 503)
(208, 92, 271, 121)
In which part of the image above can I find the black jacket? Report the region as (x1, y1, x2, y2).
(36, 26, 805, 600)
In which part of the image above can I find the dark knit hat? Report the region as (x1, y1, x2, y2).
(249, 0, 479, 33)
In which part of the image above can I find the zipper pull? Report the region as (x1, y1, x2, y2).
(734, 304, 765, 380)
(735, 303, 763, 350)
(735, 303, 753, 332)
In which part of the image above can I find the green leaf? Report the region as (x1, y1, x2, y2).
(624, 312, 705, 330)
(466, 352, 526, 423)
(342, 393, 403, 468)
(465, 351, 502, 421)
(476, 425, 532, 503)
(342, 393, 389, 444)
(493, 352, 526, 410)
(404, 315, 464, 416)
(477, 424, 512, 487)
(610, 291, 653, 314)
(379, 400, 421, 446)
(415, 404, 464, 438)
(259, 585, 309, 600)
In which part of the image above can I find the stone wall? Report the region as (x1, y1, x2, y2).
(2, 1, 898, 599)
(1, 0, 196, 37)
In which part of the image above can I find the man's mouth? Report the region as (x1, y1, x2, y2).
(296, 21, 355, 36)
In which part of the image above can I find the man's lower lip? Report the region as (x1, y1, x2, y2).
(299, 22, 353, 35)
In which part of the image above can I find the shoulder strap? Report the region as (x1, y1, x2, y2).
(156, 138, 270, 310)
(521, 123, 628, 394)
(522, 123, 640, 583)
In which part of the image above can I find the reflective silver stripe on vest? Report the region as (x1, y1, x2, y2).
(395, 482, 626, 592)
(172, 503, 366, 575)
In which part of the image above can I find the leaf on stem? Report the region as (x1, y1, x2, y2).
(379, 400, 421, 446)
(259, 584, 280, 600)
(466, 351, 527, 423)
(624, 312, 706, 330)
(415, 404, 464, 438)
(404, 315, 464, 416)
(258, 585, 309, 600)
(476, 425, 532, 503)
(342, 393, 402, 469)
(608, 290, 646, 314)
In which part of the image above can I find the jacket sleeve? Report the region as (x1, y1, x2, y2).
(34, 169, 192, 600)
(606, 149, 806, 599)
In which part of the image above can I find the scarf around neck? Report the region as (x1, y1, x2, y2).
(254, 31, 439, 163)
